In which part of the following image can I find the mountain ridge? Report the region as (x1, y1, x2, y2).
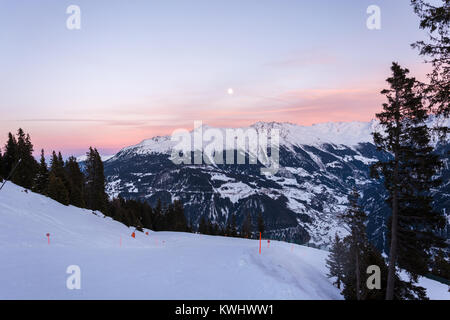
(102, 117, 449, 250)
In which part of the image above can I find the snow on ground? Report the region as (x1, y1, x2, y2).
(417, 277, 449, 300)
(0, 182, 341, 300)
(0, 183, 447, 300)
(76, 154, 114, 162)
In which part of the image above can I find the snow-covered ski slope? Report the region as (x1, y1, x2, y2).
(0, 183, 447, 299)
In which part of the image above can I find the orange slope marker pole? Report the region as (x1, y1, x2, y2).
(259, 232, 261, 254)
(46, 233, 50, 245)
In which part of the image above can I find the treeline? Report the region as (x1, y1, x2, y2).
(0, 131, 266, 238)
(0, 130, 109, 211)
(326, 0, 449, 300)
(109, 198, 190, 232)
(0, 130, 190, 233)
(197, 212, 265, 239)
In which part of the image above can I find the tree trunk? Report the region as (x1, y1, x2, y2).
(386, 141, 400, 300)
(355, 250, 361, 300)
(386, 186, 398, 300)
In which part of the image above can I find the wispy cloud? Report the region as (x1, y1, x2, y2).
(264, 49, 337, 68)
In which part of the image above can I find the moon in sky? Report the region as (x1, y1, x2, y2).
(227, 88, 234, 95)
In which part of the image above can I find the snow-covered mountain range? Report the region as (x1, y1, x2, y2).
(103, 119, 450, 250)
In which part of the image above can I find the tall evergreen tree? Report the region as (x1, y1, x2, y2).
(11, 129, 37, 189)
(152, 199, 164, 230)
(0, 149, 4, 181)
(140, 201, 154, 230)
(65, 156, 85, 207)
(339, 189, 368, 300)
(257, 212, 265, 236)
(164, 203, 176, 231)
(48, 151, 69, 198)
(241, 213, 252, 238)
(225, 219, 232, 236)
(230, 214, 237, 237)
(84, 147, 108, 213)
(109, 197, 132, 226)
(3, 132, 18, 179)
(49, 151, 65, 179)
(33, 149, 49, 194)
(206, 218, 214, 235)
(198, 216, 207, 234)
(172, 200, 187, 231)
(47, 173, 69, 205)
(431, 249, 450, 279)
(371, 62, 446, 300)
(411, 0, 449, 117)
(326, 234, 346, 290)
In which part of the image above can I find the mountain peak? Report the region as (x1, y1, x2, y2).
(115, 116, 448, 157)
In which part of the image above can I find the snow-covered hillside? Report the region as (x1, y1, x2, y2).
(0, 183, 447, 300)
(0, 182, 341, 299)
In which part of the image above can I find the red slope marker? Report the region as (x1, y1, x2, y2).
(259, 232, 261, 254)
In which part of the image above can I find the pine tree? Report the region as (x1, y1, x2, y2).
(49, 151, 65, 179)
(198, 216, 207, 234)
(242, 213, 252, 238)
(206, 218, 214, 235)
(12, 129, 38, 189)
(225, 220, 231, 236)
(327, 190, 371, 300)
(230, 214, 237, 237)
(431, 249, 450, 279)
(65, 156, 85, 207)
(47, 173, 69, 205)
(109, 198, 132, 226)
(48, 151, 69, 198)
(84, 147, 108, 213)
(257, 212, 265, 236)
(33, 149, 49, 194)
(140, 202, 153, 229)
(3, 132, 18, 179)
(0, 149, 4, 181)
(215, 223, 221, 235)
(371, 62, 446, 299)
(165, 203, 176, 231)
(173, 200, 187, 231)
(411, 0, 449, 117)
(326, 234, 346, 290)
(339, 189, 368, 300)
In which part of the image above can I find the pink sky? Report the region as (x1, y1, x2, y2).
(3, 84, 398, 156)
(0, 60, 431, 158)
(0, 1, 432, 157)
